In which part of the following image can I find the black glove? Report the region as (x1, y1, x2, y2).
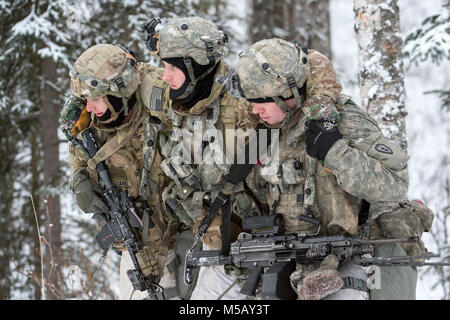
(305, 120, 342, 161)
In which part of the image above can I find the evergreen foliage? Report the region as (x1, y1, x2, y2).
(0, 0, 244, 299)
(404, 1, 450, 111)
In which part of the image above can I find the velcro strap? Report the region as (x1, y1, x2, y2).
(150, 86, 163, 112)
(341, 277, 369, 292)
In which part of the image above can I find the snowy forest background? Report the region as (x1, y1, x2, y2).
(0, 0, 448, 300)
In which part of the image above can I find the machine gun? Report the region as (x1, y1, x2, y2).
(185, 214, 450, 299)
(71, 127, 165, 300)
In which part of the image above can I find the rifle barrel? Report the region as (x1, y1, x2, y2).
(365, 237, 419, 245)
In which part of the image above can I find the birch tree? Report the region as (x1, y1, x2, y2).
(354, 0, 407, 150)
(403, 1, 450, 299)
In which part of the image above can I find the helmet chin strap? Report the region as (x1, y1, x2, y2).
(96, 96, 122, 125)
(175, 56, 218, 100)
(270, 96, 293, 128)
(114, 77, 129, 116)
(266, 75, 305, 128)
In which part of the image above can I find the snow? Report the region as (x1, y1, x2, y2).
(4, 0, 448, 300)
(332, 0, 450, 300)
(403, 2, 450, 65)
(368, 84, 379, 99)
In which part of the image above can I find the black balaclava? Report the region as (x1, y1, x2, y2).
(98, 92, 137, 127)
(162, 57, 218, 109)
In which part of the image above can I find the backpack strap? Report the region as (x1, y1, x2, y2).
(86, 113, 145, 172)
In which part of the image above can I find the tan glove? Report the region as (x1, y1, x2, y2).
(193, 214, 223, 250)
(296, 254, 343, 300)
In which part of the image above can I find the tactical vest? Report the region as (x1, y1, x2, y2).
(78, 78, 175, 278)
(246, 95, 404, 236)
(248, 128, 359, 235)
(158, 64, 261, 228)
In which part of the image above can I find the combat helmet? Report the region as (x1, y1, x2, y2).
(142, 16, 229, 100)
(232, 38, 310, 124)
(70, 43, 140, 121)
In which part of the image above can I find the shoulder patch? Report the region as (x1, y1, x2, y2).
(375, 144, 393, 154)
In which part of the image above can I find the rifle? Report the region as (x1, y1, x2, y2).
(185, 214, 450, 299)
(71, 127, 165, 300)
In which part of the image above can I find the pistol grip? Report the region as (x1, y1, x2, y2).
(239, 266, 262, 296)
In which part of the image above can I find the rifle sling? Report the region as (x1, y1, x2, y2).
(195, 130, 257, 254)
(197, 191, 229, 235)
(196, 165, 253, 254)
(221, 195, 231, 255)
(86, 115, 145, 172)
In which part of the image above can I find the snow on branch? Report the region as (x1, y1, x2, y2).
(403, 2, 450, 68)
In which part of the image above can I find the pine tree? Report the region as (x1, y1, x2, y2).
(403, 1, 450, 111)
(1, 0, 237, 300)
(403, 0, 450, 299)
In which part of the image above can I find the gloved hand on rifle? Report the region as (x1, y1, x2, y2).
(294, 254, 343, 300)
(72, 171, 109, 214)
(60, 94, 90, 138)
(192, 211, 224, 250)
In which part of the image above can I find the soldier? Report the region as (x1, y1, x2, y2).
(64, 43, 179, 300)
(229, 38, 431, 300)
(141, 16, 261, 300)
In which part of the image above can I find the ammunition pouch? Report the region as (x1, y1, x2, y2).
(136, 245, 161, 278)
(376, 199, 434, 256)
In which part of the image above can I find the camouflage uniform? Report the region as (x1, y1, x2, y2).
(233, 38, 427, 300)
(66, 44, 178, 300)
(144, 16, 261, 300)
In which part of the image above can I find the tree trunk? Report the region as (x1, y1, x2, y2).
(295, 0, 332, 58)
(30, 132, 42, 300)
(0, 116, 15, 300)
(214, 0, 221, 16)
(249, 0, 332, 58)
(40, 57, 63, 299)
(249, 0, 281, 42)
(354, 0, 407, 150)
